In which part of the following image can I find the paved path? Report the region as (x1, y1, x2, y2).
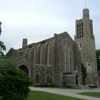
(29, 87, 100, 100)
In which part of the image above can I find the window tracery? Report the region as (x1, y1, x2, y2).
(62, 39, 71, 73)
(47, 40, 55, 66)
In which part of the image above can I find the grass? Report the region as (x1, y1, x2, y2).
(0, 91, 82, 100)
(1, 91, 100, 100)
(79, 92, 100, 98)
(27, 91, 82, 100)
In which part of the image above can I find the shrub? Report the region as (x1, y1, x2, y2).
(0, 68, 33, 100)
(81, 63, 87, 85)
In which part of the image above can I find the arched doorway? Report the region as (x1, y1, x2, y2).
(19, 65, 29, 75)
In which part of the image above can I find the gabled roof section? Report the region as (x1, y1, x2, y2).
(25, 31, 74, 48)
(10, 31, 74, 51)
(6, 48, 17, 57)
(56, 31, 74, 42)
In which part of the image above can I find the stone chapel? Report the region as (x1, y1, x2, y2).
(7, 8, 97, 87)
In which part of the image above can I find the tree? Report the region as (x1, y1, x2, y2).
(0, 21, 2, 35)
(0, 23, 33, 99)
(0, 57, 33, 100)
(81, 63, 87, 85)
(0, 41, 6, 56)
(0, 56, 17, 75)
(96, 50, 100, 73)
(0, 68, 33, 100)
(0, 22, 6, 56)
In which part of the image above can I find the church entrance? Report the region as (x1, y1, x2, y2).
(19, 65, 29, 75)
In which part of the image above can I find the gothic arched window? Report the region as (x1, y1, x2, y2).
(40, 44, 47, 65)
(34, 45, 40, 64)
(62, 39, 71, 73)
(47, 41, 55, 66)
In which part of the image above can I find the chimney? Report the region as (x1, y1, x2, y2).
(22, 38, 27, 48)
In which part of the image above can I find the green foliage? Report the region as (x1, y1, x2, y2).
(81, 63, 87, 85)
(0, 56, 17, 68)
(0, 68, 33, 100)
(0, 29, 33, 99)
(0, 41, 6, 56)
(96, 50, 100, 72)
(0, 56, 17, 75)
(0, 57, 33, 100)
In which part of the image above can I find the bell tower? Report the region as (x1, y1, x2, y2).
(75, 8, 97, 84)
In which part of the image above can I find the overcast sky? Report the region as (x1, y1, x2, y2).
(0, 0, 100, 53)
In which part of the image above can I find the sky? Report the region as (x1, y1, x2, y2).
(0, 0, 100, 54)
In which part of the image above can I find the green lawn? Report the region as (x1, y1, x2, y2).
(27, 91, 82, 100)
(0, 91, 82, 100)
(1, 91, 100, 100)
(79, 92, 100, 98)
